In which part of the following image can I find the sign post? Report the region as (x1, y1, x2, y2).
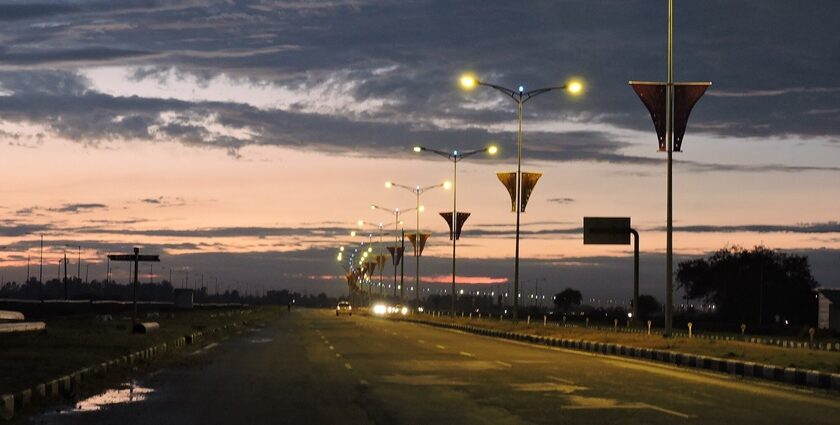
(108, 247, 160, 325)
(583, 217, 640, 324)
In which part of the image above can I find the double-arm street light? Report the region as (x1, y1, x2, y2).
(384, 181, 450, 308)
(358, 219, 402, 298)
(412, 145, 497, 314)
(460, 74, 583, 323)
(370, 205, 416, 299)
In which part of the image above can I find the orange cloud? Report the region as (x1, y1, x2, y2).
(421, 275, 508, 285)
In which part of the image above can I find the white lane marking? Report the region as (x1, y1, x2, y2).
(335, 353, 342, 358)
(561, 402, 691, 419)
(344, 362, 353, 370)
(495, 361, 513, 368)
(418, 339, 425, 344)
(459, 351, 475, 358)
(436, 345, 446, 350)
(204, 343, 219, 350)
(548, 375, 575, 384)
(359, 379, 369, 386)
(391, 332, 399, 336)
(329, 345, 335, 350)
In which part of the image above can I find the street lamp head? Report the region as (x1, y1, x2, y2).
(370, 204, 376, 210)
(350, 231, 357, 237)
(518, 85, 524, 93)
(567, 80, 584, 95)
(339, 246, 344, 252)
(459, 74, 477, 90)
(413, 146, 423, 153)
(418, 205, 425, 212)
(357, 220, 364, 226)
(443, 181, 452, 190)
(385, 181, 393, 188)
(487, 145, 498, 155)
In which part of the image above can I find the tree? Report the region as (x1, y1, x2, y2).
(553, 288, 582, 312)
(676, 246, 818, 325)
(636, 294, 661, 320)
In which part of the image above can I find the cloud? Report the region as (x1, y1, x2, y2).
(547, 197, 575, 205)
(48, 203, 107, 213)
(661, 222, 840, 234)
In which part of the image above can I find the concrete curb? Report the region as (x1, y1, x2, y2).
(2, 316, 245, 421)
(398, 317, 840, 394)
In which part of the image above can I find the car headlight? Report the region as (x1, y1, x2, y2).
(373, 304, 387, 315)
(400, 307, 408, 315)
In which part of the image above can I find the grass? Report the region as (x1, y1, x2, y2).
(408, 314, 840, 374)
(0, 306, 281, 394)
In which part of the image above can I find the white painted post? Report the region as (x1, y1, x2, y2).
(647, 320, 652, 335)
(613, 319, 618, 332)
(527, 315, 531, 326)
(740, 323, 746, 337)
(543, 315, 547, 327)
(562, 315, 566, 327)
(469, 312, 472, 319)
(809, 328, 815, 348)
(687, 322, 693, 338)
(478, 313, 481, 319)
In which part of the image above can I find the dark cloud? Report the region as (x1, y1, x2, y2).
(0, 0, 834, 167)
(48, 203, 107, 213)
(0, 222, 51, 237)
(662, 222, 840, 234)
(547, 197, 575, 205)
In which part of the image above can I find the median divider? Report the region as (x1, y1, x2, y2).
(393, 316, 840, 394)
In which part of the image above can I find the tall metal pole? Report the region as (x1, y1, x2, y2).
(664, 0, 675, 336)
(132, 247, 139, 325)
(513, 95, 523, 323)
(451, 158, 457, 313)
(77, 246, 81, 282)
(402, 230, 407, 305)
(630, 228, 640, 324)
(39, 235, 43, 285)
(63, 252, 68, 299)
(415, 189, 420, 308)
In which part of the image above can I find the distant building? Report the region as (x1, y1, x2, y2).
(817, 289, 840, 331)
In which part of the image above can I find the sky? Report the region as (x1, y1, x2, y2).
(0, 0, 838, 304)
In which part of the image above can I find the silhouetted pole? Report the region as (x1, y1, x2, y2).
(133, 247, 139, 324)
(39, 235, 43, 285)
(630, 228, 640, 324)
(63, 252, 68, 299)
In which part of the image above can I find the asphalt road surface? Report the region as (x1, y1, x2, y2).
(33, 309, 840, 424)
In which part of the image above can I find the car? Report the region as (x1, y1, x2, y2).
(335, 301, 352, 316)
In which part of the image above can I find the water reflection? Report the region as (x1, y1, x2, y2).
(70, 381, 153, 413)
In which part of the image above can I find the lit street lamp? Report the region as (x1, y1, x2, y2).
(384, 181, 449, 308)
(412, 145, 497, 314)
(460, 73, 583, 323)
(370, 205, 416, 300)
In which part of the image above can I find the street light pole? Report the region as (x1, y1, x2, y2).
(460, 74, 583, 323)
(413, 145, 497, 314)
(384, 181, 449, 308)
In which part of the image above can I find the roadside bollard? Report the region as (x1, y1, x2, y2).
(469, 313, 472, 320)
(478, 313, 482, 319)
(562, 315, 566, 327)
(527, 315, 531, 326)
(647, 320, 652, 335)
(585, 317, 589, 328)
(688, 322, 693, 338)
(613, 319, 618, 332)
(626, 319, 630, 328)
(809, 328, 815, 348)
(461, 312, 464, 318)
(740, 323, 746, 337)
(500, 314, 503, 321)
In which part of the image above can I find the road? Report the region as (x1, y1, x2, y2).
(34, 308, 840, 424)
